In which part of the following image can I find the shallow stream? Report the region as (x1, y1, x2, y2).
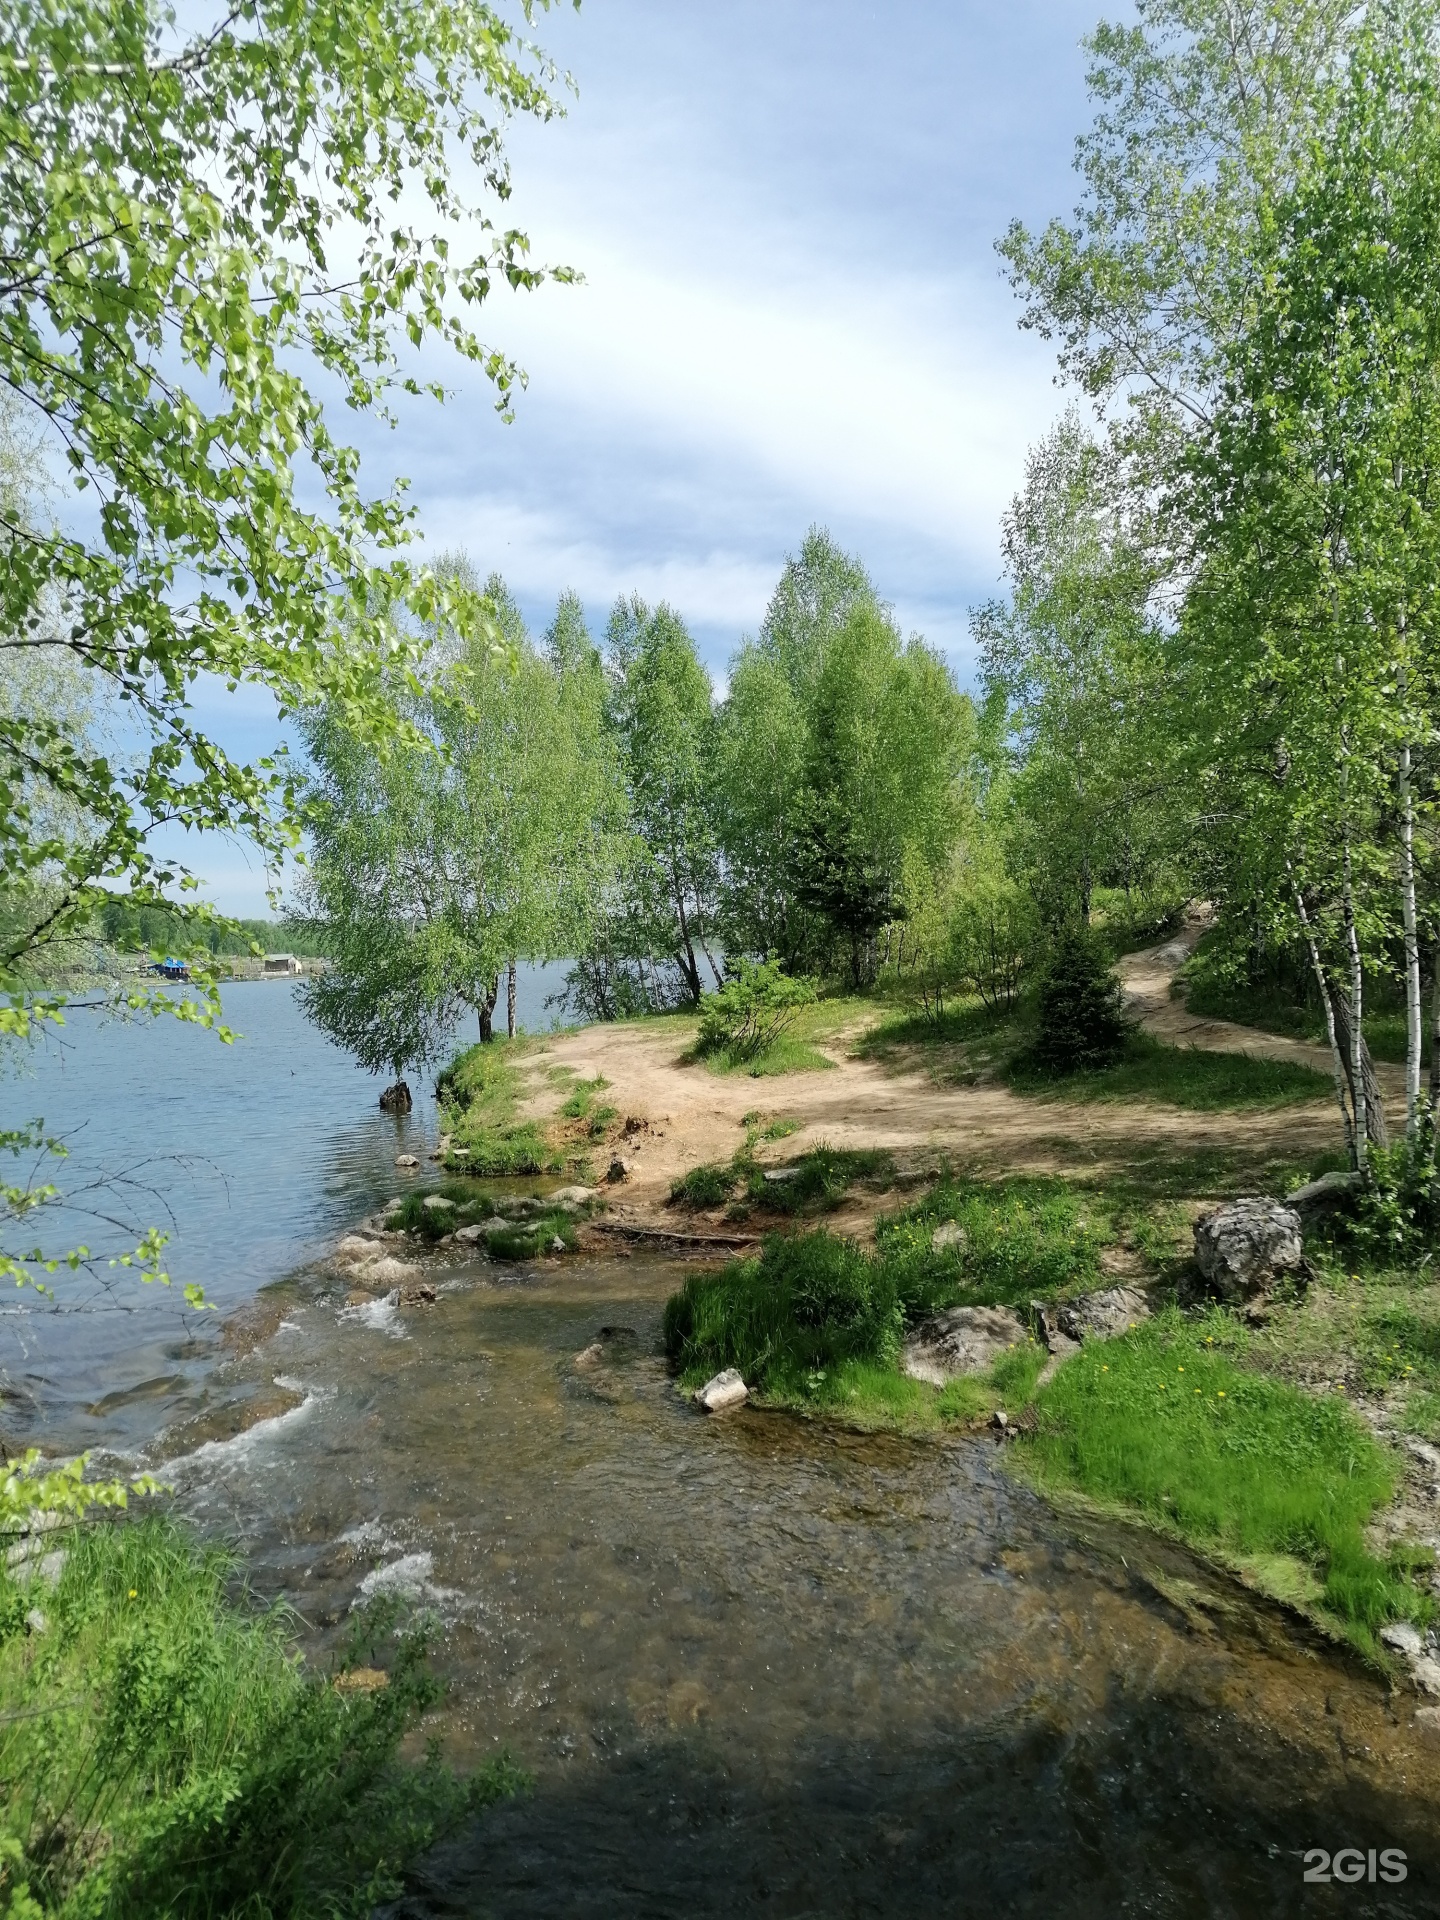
(9, 989, 1440, 1914)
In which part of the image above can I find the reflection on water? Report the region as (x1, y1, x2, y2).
(159, 1251, 1440, 1917)
(0, 968, 566, 1452)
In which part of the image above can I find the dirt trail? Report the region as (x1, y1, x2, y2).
(1116, 911, 1405, 1101)
(521, 930, 1349, 1225)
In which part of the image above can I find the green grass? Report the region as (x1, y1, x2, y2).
(558, 1075, 618, 1137)
(386, 1182, 587, 1259)
(1020, 1310, 1426, 1647)
(1005, 1031, 1332, 1110)
(693, 996, 870, 1078)
(436, 1040, 581, 1176)
(852, 997, 1019, 1083)
(874, 1174, 1114, 1315)
(0, 1516, 521, 1916)
(668, 1144, 896, 1217)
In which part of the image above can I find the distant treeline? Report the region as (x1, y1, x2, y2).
(98, 900, 330, 959)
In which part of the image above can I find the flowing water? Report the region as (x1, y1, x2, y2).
(7, 990, 1440, 1915)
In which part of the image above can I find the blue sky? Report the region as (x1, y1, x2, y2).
(188, 0, 1107, 913)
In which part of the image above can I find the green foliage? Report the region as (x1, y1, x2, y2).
(663, 1233, 905, 1394)
(0, 1517, 520, 1915)
(97, 902, 329, 962)
(1329, 1134, 1440, 1264)
(1028, 925, 1133, 1074)
(1006, 1032, 1333, 1111)
(0, 0, 570, 1032)
(695, 959, 818, 1064)
(742, 1146, 895, 1216)
(294, 565, 620, 1077)
(1023, 1311, 1424, 1642)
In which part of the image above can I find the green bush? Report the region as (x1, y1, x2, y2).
(745, 1145, 895, 1215)
(695, 959, 818, 1065)
(0, 1517, 520, 1916)
(663, 1232, 904, 1391)
(668, 1162, 740, 1209)
(1028, 925, 1132, 1074)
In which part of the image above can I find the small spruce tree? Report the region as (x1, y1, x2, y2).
(1031, 925, 1132, 1074)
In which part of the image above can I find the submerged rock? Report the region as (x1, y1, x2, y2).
(902, 1305, 1029, 1386)
(1194, 1199, 1303, 1303)
(694, 1368, 748, 1412)
(394, 1153, 420, 1170)
(400, 1281, 437, 1305)
(333, 1232, 384, 1266)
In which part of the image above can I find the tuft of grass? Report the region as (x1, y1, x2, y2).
(669, 1161, 739, 1209)
(0, 1517, 522, 1916)
(1020, 1310, 1425, 1646)
(742, 1110, 802, 1143)
(743, 1144, 895, 1215)
(664, 1232, 904, 1395)
(484, 1211, 577, 1261)
(1005, 1031, 1332, 1110)
(558, 1075, 618, 1138)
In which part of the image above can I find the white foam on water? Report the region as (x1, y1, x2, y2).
(337, 1290, 407, 1338)
(156, 1390, 319, 1478)
(359, 1551, 434, 1601)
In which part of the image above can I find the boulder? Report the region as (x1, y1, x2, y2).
(422, 1194, 455, 1212)
(394, 1153, 420, 1170)
(551, 1185, 598, 1209)
(399, 1282, 437, 1305)
(379, 1080, 413, 1113)
(1193, 1198, 1303, 1303)
(607, 1156, 632, 1184)
(694, 1368, 749, 1412)
(454, 1222, 488, 1246)
(1285, 1169, 1365, 1222)
(902, 1305, 1029, 1387)
(931, 1220, 967, 1254)
(1054, 1285, 1152, 1344)
(333, 1233, 384, 1266)
(353, 1254, 421, 1288)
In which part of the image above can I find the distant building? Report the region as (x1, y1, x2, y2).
(263, 953, 303, 976)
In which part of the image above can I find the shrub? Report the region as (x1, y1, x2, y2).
(663, 1232, 903, 1390)
(668, 1162, 739, 1209)
(1029, 925, 1132, 1074)
(0, 1517, 521, 1916)
(695, 958, 818, 1065)
(745, 1145, 895, 1215)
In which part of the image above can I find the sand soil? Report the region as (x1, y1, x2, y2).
(518, 919, 1362, 1234)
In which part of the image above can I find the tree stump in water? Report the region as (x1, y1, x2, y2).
(379, 1079, 413, 1113)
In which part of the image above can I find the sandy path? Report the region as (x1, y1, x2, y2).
(520, 929, 1349, 1224)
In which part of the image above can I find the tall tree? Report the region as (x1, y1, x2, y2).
(0, 0, 573, 1035)
(1178, 8, 1440, 1161)
(295, 569, 618, 1076)
(605, 597, 721, 1007)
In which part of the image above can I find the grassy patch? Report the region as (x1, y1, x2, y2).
(1019, 1310, 1425, 1647)
(558, 1075, 618, 1138)
(0, 1516, 520, 1916)
(483, 1212, 578, 1261)
(668, 1143, 896, 1218)
(852, 997, 1020, 1084)
(693, 996, 870, 1078)
(437, 1040, 587, 1176)
(1005, 1031, 1332, 1110)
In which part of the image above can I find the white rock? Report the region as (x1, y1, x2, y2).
(454, 1223, 488, 1245)
(25, 1608, 47, 1634)
(422, 1194, 455, 1211)
(334, 1233, 384, 1266)
(394, 1154, 420, 1169)
(352, 1255, 421, 1287)
(1382, 1621, 1425, 1658)
(931, 1220, 967, 1253)
(694, 1368, 749, 1413)
(550, 1185, 598, 1208)
(549, 1235, 567, 1254)
(1413, 1656, 1440, 1697)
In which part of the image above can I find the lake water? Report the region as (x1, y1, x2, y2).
(7, 977, 1440, 1915)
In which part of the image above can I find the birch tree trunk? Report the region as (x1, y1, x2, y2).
(1400, 740, 1423, 1137)
(1292, 876, 1356, 1160)
(507, 959, 517, 1039)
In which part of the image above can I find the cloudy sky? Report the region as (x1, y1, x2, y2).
(195, 0, 1106, 912)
